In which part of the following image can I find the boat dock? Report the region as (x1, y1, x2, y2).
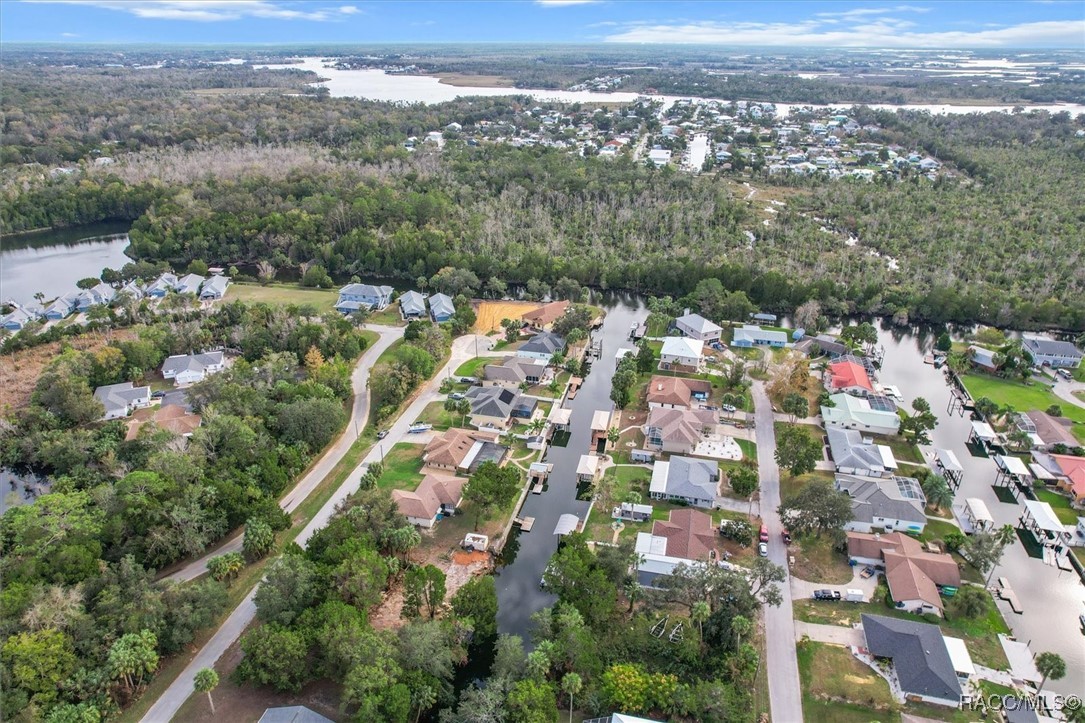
(531, 482, 544, 495)
(996, 577, 1024, 614)
(514, 516, 535, 532)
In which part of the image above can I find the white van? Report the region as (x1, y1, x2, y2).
(845, 589, 864, 602)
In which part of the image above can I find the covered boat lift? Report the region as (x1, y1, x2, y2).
(957, 497, 994, 534)
(934, 448, 964, 490)
(1019, 499, 1067, 547)
(968, 420, 1000, 452)
(994, 454, 1031, 495)
(553, 513, 581, 536)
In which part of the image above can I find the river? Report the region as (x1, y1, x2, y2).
(258, 57, 1085, 117)
(0, 223, 131, 305)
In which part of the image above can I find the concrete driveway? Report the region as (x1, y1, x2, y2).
(790, 568, 881, 602)
(794, 621, 864, 648)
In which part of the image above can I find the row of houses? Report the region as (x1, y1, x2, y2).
(93, 351, 226, 420)
(396, 290, 455, 322)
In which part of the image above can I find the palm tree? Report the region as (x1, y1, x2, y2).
(529, 417, 547, 435)
(561, 673, 582, 723)
(921, 474, 954, 512)
(995, 524, 1016, 548)
(691, 601, 710, 645)
(193, 668, 219, 715)
(731, 614, 752, 650)
(1035, 651, 1065, 691)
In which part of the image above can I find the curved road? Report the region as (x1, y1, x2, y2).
(163, 323, 405, 584)
(142, 333, 499, 722)
(752, 382, 804, 723)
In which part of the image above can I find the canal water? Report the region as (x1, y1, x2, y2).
(0, 223, 131, 305)
(494, 291, 647, 637)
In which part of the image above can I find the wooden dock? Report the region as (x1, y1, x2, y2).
(996, 577, 1024, 614)
(514, 516, 535, 532)
(531, 482, 544, 495)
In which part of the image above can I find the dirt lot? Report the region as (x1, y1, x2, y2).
(0, 329, 137, 412)
(370, 549, 492, 631)
(474, 300, 541, 333)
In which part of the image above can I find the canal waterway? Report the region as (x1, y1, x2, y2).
(1, 223, 131, 305)
(495, 291, 647, 637)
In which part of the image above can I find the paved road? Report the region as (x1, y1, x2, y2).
(142, 333, 502, 722)
(163, 324, 405, 584)
(1048, 376, 1085, 410)
(752, 382, 804, 723)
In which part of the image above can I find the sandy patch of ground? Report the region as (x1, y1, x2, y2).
(474, 300, 541, 333)
(370, 549, 493, 632)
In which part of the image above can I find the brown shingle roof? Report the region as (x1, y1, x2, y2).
(393, 473, 467, 521)
(1025, 410, 1078, 448)
(521, 300, 569, 326)
(124, 404, 202, 441)
(652, 508, 720, 561)
(645, 375, 712, 408)
(647, 407, 716, 447)
(424, 428, 480, 468)
(847, 532, 960, 610)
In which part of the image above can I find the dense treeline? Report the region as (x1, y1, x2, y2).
(0, 301, 369, 720)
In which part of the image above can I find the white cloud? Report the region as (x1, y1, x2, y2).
(23, 0, 349, 22)
(536, 0, 600, 6)
(603, 18, 1085, 48)
(61, 31, 80, 36)
(816, 5, 931, 19)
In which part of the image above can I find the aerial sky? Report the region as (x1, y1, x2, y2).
(2, 0, 1083, 48)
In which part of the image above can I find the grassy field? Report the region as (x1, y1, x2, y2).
(454, 355, 502, 378)
(797, 640, 896, 722)
(368, 300, 406, 326)
(791, 533, 855, 584)
(874, 434, 925, 464)
(961, 373, 1085, 441)
(225, 281, 339, 309)
(377, 442, 426, 490)
(1034, 488, 1080, 524)
(416, 401, 464, 431)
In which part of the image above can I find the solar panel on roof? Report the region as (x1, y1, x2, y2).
(866, 395, 897, 412)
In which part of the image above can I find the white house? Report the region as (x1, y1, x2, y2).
(174, 274, 205, 296)
(1021, 333, 1083, 369)
(199, 275, 230, 300)
(161, 351, 226, 386)
(516, 332, 565, 364)
(835, 474, 926, 534)
(659, 337, 703, 372)
(821, 393, 901, 436)
(94, 382, 151, 420)
(674, 312, 722, 343)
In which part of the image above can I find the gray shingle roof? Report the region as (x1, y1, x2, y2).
(520, 331, 565, 355)
(399, 290, 426, 316)
(861, 614, 961, 702)
(162, 351, 224, 376)
(663, 456, 719, 500)
(94, 382, 149, 415)
(827, 426, 885, 473)
(466, 386, 519, 419)
(429, 293, 455, 318)
(1022, 334, 1082, 360)
(835, 475, 926, 526)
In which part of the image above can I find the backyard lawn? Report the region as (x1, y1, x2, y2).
(1034, 488, 1080, 525)
(367, 301, 406, 326)
(796, 641, 897, 723)
(454, 355, 502, 378)
(416, 401, 464, 431)
(377, 443, 425, 491)
(874, 434, 925, 465)
(961, 373, 1085, 441)
(226, 281, 338, 309)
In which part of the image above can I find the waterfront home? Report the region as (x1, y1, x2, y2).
(199, 274, 230, 300)
(645, 407, 716, 455)
(1014, 410, 1078, 451)
(821, 392, 901, 436)
(835, 474, 926, 534)
(795, 334, 848, 359)
(968, 345, 999, 372)
(517, 331, 565, 363)
(1021, 333, 1082, 368)
(1, 305, 44, 331)
(428, 293, 455, 322)
(94, 382, 152, 421)
(659, 336, 704, 372)
(827, 427, 897, 477)
(44, 294, 78, 320)
(649, 456, 719, 508)
(1031, 451, 1085, 507)
(482, 356, 548, 388)
(393, 473, 468, 528)
(645, 375, 711, 409)
(634, 508, 724, 587)
(731, 324, 787, 348)
(674, 312, 722, 343)
(161, 351, 225, 386)
(118, 280, 145, 301)
(423, 428, 507, 473)
(521, 300, 569, 331)
(861, 614, 963, 708)
(847, 532, 960, 617)
(464, 386, 536, 429)
(398, 290, 426, 319)
(145, 273, 179, 298)
(75, 283, 115, 311)
(827, 359, 875, 396)
(174, 274, 205, 296)
(335, 283, 393, 313)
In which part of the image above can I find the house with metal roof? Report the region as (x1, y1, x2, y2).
(199, 274, 230, 300)
(649, 456, 719, 508)
(335, 283, 393, 313)
(968, 345, 999, 372)
(731, 324, 787, 348)
(94, 382, 151, 421)
(659, 336, 703, 371)
(1021, 333, 1082, 368)
(398, 290, 426, 319)
(674, 312, 722, 342)
(161, 351, 225, 386)
(75, 283, 115, 311)
(822, 392, 900, 436)
(428, 292, 455, 322)
(835, 474, 926, 534)
(827, 426, 897, 477)
(861, 614, 963, 707)
(145, 273, 179, 298)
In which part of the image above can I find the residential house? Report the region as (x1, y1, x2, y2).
(835, 474, 926, 534)
(124, 404, 202, 442)
(659, 336, 704, 372)
(1031, 451, 1085, 507)
(731, 325, 787, 348)
(645, 375, 711, 409)
(161, 351, 225, 386)
(145, 273, 179, 298)
(199, 275, 230, 300)
(118, 280, 145, 301)
(393, 473, 468, 528)
(674, 312, 722, 343)
(483, 357, 548, 388)
(423, 428, 507, 473)
(803, 334, 849, 359)
(649, 456, 719, 508)
(1015, 410, 1078, 451)
(174, 274, 205, 296)
(647, 148, 671, 166)
(44, 294, 78, 321)
(1, 306, 43, 331)
(861, 614, 962, 707)
(968, 345, 999, 372)
(75, 283, 115, 311)
(827, 426, 897, 477)
(94, 382, 152, 421)
(821, 392, 901, 436)
(335, 283, 394, 313)
(521, 300, 569, 331)
(428, 293, 455, 322)
(259, 706, 334, 723)
(1022, 333, 1083, 368)
(847, 532, 961, 616)
(398, 290, 426, 319)
(827, 359, 875, 396)
(634, 508, 724, 587)
(517, 331, 565, 363)
(464, 386, 536, 429)
(645, 407, 716, 455)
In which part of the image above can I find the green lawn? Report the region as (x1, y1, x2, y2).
(416, 401, 465, 431)
(368, 301, 406, 326)
(1034, 488, 1080, 525)
(377, 442, 426, 491)
(454, 355, 502, 378)
(917, 517, 962, 544)
(873, 434, 925, 464)
(796, 641, 897, 722)
(960, 373, 1085, 441)
(226, 281, 339, 309)
(791, 533, 854, 584)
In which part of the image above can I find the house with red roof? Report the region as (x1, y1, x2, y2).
(827, 359, 874, 396)
(1051, 454, 1085, 507)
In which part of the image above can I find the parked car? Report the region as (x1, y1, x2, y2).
(758, 542, 768, 557)
(860, 566, 876, 579)
(376, 430, 388, 440)
(151, 390, 166, 398)
(813, 590, 841, 601)
(759, 524, 769, 543)
(702, 404, 719, 411)
(449, 392, 465, 400)
(721, 404, 737, 413)
(1057, 368, 1073, 380)
(782, 530, 792, 545)
(459, 376, 476, 383)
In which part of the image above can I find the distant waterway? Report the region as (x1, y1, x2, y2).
(1, 223, 132, 305)
(258, 57, 1085, 116)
